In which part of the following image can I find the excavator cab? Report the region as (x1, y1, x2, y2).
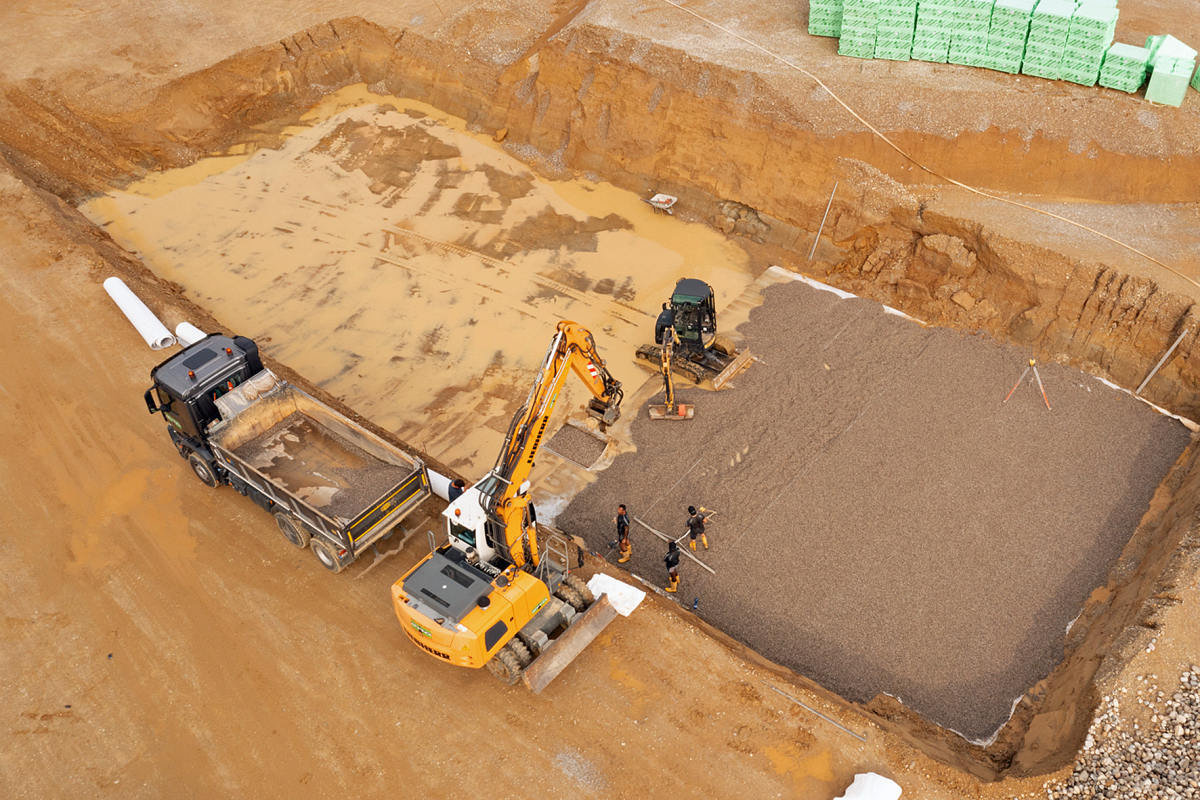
(668, 278, 718, 354)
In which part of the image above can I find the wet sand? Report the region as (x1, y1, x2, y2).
(80, 87, 754, 479)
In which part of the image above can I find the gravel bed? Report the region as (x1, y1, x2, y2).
(555, 280, 1190, 741)
(545, 424, 609, 469)
(234, 411, 412, 521)
(1046, 666, 1200, 799)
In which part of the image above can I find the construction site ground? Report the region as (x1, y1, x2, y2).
(2, 0, 1199, 798)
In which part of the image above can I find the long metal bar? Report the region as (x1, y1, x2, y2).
(633, 517, 716, 574)
(761, 681, 868, 742)
(807, 181, 839, 261)
(1136, 328, 1190, 396)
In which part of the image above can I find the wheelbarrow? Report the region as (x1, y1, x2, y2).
(643, 193, 677, 215)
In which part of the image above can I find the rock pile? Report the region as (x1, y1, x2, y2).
(1046, 666, 1200, 799)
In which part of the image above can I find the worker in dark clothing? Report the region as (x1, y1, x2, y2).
(614, 504, 631, 563)
(448, 479, 467, 502)
(664, 541, 680, 593)
(686, 506, 708, 551)
(654, 303, 675, 346)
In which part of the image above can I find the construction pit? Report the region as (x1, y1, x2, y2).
(2, 1, 1200, 797)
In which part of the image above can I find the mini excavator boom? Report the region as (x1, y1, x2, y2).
(392, 321, 622, 691)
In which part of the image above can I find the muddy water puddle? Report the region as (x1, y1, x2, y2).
(83, 85, 754, 476)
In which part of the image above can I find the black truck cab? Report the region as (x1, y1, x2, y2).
(145, 334, 263, 451)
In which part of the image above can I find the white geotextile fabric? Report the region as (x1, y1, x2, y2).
(587, 573, 645, 617)
(833, 773, 902, 800)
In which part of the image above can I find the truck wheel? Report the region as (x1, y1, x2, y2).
(187, 454, 220, 488)
(563, 574, 595, 606)
(555, 585, 587, 612)
(508, 637, 533, 668)
(309, 539, 344, 573)
(485, 645, 524, 685)
(275, 512, 310, 549)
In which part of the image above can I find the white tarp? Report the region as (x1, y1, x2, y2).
(587, 573, 646, 617)
(175, 321, 207, 346)
(833, 773, 902, 800)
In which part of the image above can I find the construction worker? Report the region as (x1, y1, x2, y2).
(686, 506, 708, 551)
(448, 479, 467, 502)
(614, 503, 631, 563)
(664, 541, 680, 593)
(654, 303, 675, 346)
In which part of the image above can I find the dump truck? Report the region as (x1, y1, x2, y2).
(392, 321, 622, 692)
(144, 333, 431, 572)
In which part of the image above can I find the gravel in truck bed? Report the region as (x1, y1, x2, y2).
(233, 411, 411, 522)
(554, 279, 1191, 742)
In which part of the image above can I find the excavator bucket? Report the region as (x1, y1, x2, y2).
(649, 403, 694, 420)
(522, 594, 618, 694)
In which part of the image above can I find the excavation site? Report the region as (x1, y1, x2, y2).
(2, 1, 1199, 797)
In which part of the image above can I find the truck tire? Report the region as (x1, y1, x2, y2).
(187, 454, 220, 488)
(309, 539, 344, 573)
(485, 645, 524, 685)
(508, 637, 533, 668)
(275, 512, 310, 549)
(563, 574, 595, 606)
(555, 584, 587, 613)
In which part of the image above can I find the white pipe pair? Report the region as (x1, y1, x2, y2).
(102, 277, 176, 350)
(103, 277, 210, 350)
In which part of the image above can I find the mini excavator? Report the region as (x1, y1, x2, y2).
(392, 321, 623, 692)
(637, 278, 754, 389)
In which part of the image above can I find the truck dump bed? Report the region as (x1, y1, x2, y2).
(207, 380, 429, 551)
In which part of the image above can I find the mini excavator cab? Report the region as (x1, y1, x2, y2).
(668, 278, 718, 354)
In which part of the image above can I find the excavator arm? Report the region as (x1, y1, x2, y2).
(486, 321, 622, 567)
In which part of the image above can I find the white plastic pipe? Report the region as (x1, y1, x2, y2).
(175, 322, 208, 347)
(102, 277, 175, 350)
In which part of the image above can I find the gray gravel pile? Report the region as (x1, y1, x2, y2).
(546, 424, 608, 469)
(236, 411, 412, 519)
(555, 279, 1190, 740)
(1046, 666, 1200, 799)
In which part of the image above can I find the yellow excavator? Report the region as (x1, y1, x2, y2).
(391, 321, 623, 692)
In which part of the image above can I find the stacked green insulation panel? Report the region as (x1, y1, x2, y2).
(839, 0, 879, 58)
(1021, 0, 1074, 80)
(1145, 35, 1197, 106)
(809, 0, 846, 38)
(986, 0, 1034, 73)
(948, 0, 995, 68)
(1098, 42, 1150, 92)
(1060, 2, 1118, 85)
(912, 0, 954, 62)
(876, 0, 918, 60)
